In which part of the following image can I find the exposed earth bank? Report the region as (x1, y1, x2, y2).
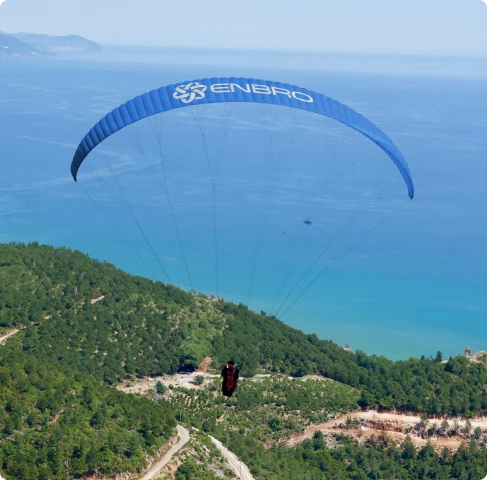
(285, 410, 487, 452)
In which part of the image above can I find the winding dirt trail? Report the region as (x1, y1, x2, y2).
(209, 435, 254, 480)
(138, 425, 189, 480)
(0, 329, 19, 345)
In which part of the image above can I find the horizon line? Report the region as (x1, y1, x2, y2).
(99, 43, 487, 59)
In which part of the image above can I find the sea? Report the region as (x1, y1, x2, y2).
(1, 47, 487, 360)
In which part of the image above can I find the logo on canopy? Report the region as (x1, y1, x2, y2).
(173, 83, 207, 103)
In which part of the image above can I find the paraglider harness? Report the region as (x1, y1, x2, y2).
(221, 361, 239, 397)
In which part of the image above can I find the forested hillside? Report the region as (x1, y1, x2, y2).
(1, 242, 486, 416)
(1, 242, 487, 479)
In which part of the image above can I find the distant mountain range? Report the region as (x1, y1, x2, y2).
(0, 31, 101, 58)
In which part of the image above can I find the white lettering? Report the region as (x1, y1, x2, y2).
(271, 87, 292, 98)
(206, 82, 314, 103)
(230, 83, 251, 93)
(292, 91, 313, 103)
(252, 84, 272, 95)
(211, 83, 231, 93)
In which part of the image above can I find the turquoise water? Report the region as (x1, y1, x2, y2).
(1, 48, 487, 360)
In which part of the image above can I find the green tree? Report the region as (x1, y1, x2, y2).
(156, 381, 167, 394)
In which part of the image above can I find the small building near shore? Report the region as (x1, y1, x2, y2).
(343, 344, 352, 352)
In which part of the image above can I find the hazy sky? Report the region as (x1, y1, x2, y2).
(1, 0, 486, 54)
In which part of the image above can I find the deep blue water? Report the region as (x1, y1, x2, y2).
(1, 48, 487, 360)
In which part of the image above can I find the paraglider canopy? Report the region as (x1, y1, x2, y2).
(71, 77, 414, 199)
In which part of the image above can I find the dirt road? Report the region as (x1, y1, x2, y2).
(209, 435, 254, 480)
(0, 329, 19, 345)
(139, 425, 189, 480)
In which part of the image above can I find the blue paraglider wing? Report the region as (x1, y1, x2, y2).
(71, 77, 414, 198)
